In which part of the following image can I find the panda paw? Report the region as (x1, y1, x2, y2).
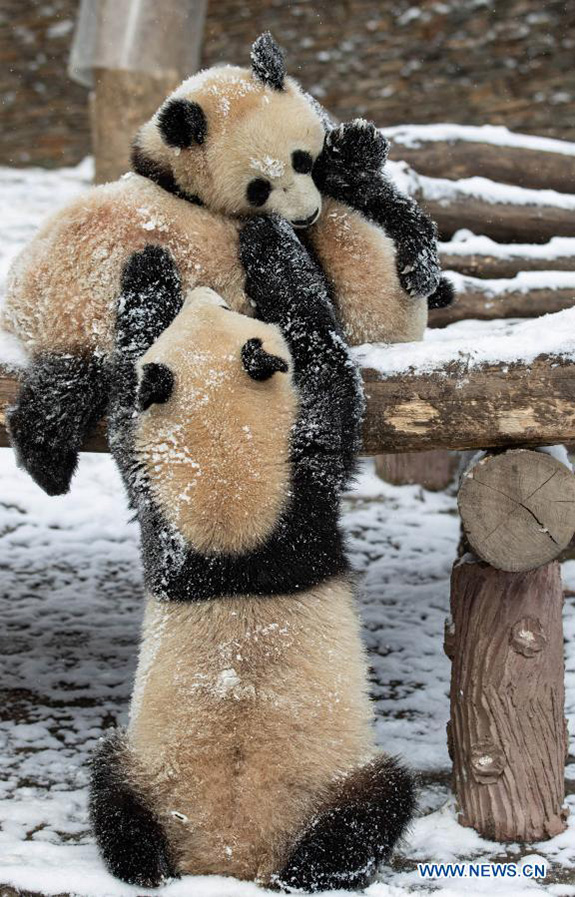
(240, 216, 330, 322)
(314, 120, 389, 194)
(428, 275, 455, 309)
(397, 244, 441, 300)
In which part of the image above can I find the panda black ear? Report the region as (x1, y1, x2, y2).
(241, 338, 289, 381)
(158, 98, 207, 148)
(138, 363, 175, 411)
(250, 32, 286, 91)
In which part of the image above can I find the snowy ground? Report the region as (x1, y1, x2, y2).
(0, 161, 573, 896)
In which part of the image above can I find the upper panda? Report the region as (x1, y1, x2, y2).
(4, 32, 450, 496)
(90, 216, 415, 892)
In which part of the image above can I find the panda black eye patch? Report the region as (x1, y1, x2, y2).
(247, 178, 272, 207)
(292, 150, 313, 174)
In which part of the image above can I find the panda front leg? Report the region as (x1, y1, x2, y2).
(6, 351, 109, 496)
(312, 120, 448, 304)
(275, 754, 416, 893)
(89, 731, 177, 888)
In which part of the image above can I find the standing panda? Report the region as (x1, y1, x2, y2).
(90, 217, 415, 892)
(4, 32, 450, 498)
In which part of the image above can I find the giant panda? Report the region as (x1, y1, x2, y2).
(4, 32, 450, 497)
(89, 216, 415, 892)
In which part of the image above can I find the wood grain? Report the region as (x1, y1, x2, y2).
(429, 284, 575, 327)
(374, 450, 458, 491)
(420, 191, 575, 243)
(389, 138, 575, 194)
(448, 559, 568, 841)
(361, 355, 575, 455)
(2, 355, 575, 457)
(458, 450, 575, 572)
(440, 250, 575, 279)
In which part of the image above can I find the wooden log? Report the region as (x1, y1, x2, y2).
(92, 68, 181, 184)
(419, 189, 575, 243)
(429, 278, 575, 327)
(448, 558, 568, 842)
(439, 250, 575, 279)
(458, 450, 575, 573)
(3, 351, 575, 456)
(398, 166, 575, 242)
(389, 137, 575, 194)
(375, 450, 458, 491)
(361, 354, 575, 456)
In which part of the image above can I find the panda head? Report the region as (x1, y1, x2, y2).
(131, 286, 297, 555)
(132, 33, 326, 228)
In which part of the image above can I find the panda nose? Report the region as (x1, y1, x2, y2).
(292, 208, 320, 229)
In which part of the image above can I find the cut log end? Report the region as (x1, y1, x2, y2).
(458, 449, 575, 572)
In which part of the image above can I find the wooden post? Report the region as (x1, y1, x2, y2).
(83, 0, 208, 184)
(458, 450, 575, 572)
(447, 558, 568, 842)
(375, 450, 458, 491)
(91, 68, 181, 183)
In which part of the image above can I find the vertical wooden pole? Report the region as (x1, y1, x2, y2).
(91, 68, 181, 183)
(446, 558, 568, 841)
(375, 450, 458, 491)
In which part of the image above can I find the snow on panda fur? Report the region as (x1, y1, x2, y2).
(4, 32, 450, 496)
(89, 217, 415, 892)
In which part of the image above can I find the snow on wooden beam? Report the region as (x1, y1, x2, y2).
(439, 235, 575, 279)
(429, 271, 575, 326)
(386, 123, 575, 194)
(360, 354, 575, 454)
(357, 307, 575, 453)
(388, 160, 575, 242)
(2, 312, 575, 457)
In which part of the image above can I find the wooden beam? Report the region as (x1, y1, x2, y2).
(361, 355, 575, 454)
(389, 137, 575, 194)
(2, 354, 575, 457)
(419, 190, 575, 243)
(92, 69, 181, 184)
(429, 280, 575, 327)
(439, 250, 575, 279)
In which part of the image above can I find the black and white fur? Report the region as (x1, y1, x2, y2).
(90, 218, 415, 891)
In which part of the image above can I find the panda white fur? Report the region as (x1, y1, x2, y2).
(4, 32, 451, 497)
(89, 217, 415, 892)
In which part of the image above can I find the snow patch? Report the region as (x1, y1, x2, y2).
(249, 156, 285, 179)
(353, 306, 575, 377)
(384, 122, 575, 157)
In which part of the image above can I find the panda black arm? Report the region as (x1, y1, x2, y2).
(239, 216, 364, 486)
(313, 120, 441, 300)
(116, 245, 184, 360)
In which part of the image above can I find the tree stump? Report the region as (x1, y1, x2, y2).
(447, 558, 568, 842)
(374, 450, 458, 491)
(458, 449, 575, 572)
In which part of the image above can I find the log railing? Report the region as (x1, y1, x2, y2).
(2, 352, 575, 456)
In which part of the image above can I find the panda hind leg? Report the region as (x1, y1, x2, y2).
(6, 352, 109, 495)
(89, 730, 177, 888)
(275, 754, 416, 893)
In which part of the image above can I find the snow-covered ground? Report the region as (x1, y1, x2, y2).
(0, 162, 573, 896)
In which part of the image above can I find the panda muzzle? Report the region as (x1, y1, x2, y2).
(291, 208, 320, 229)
